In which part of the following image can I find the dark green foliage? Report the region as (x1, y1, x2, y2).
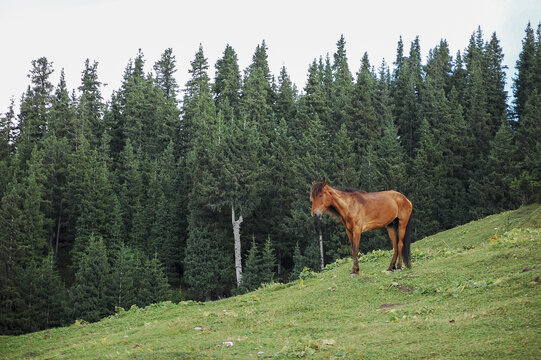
(261, 236, 276, 283)
(69, 236, 112, 322)
(289, 242, 307, 281)
(137, 253, 171, 307)
(110, 244, 138, 310)
(347, 52, 379, 154)
(238, 237, 263, 294)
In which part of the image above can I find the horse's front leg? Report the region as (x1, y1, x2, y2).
(350, 230, 361, 275)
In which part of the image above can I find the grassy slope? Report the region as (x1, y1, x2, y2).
(1, 205, 540, 359)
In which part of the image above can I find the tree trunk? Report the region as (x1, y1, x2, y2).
(319, 228, 324, 270)
(232, 205, 243, 287)
(55, 203, 62, 254)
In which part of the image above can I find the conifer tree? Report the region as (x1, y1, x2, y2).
(238, 237, 262, 293)
(137, 253, 170, 306)
(69, 236, 113, 322)
(16, 57, 54, 168)
(513, 22, 537, 119)
(275, 66, 297, 123)
(411, 119, 442, 237)
(470, 119, 519, 216)
(241, 41, 275, 146)
(182, 45, 230, 300)
(110, 243, 137, 310)
(78, 59, 104, 147)
(261, 236, 276, 283)
(30, 252, 68, 330)
(330, 35, 354, 134)
(392, 39, 420, 157)
(214, 45, 241, 115)
(154, 48, 179, 100)
(347, 52, 379, 154)
(289, 242, 307, 281)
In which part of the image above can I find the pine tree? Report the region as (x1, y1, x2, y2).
(513, 90, 541, 204)
(154, 48, 179, 100)
(513, 22, 537, 119)
(0, 177, 27, 334)
(77, 59, 104, 147)
(214, 45, 242, 115)
(392, 39, 421, 157)
(238, 237, 262, 293)
(411, 119, 442, 238)
(215, 104, 262, 287)
(137, 253, 170, 306)
(182, 45, 231, 300)
(241, 41, 275, 146)
(16, 57, 54, 168)
(31, 252, 68, 330)
(471, 119, 519, 216)
(66, 137, 116, 268)
(346, 52, 379, 154)
(261, 236, 276, 283)
(110, 243, 137, 310)
(330, 35, 354, 134)
(289, 242, 307, 281)
(69, 236, 113, 322)
(275, 66, 297, 123)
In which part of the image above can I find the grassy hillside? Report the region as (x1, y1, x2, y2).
(2, 205, 540, 359)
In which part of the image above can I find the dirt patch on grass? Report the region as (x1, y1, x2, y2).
(398, 284, 416, 292)
(378, 303, 404, 309)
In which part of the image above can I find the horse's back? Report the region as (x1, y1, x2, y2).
(360, 190, 412, 220)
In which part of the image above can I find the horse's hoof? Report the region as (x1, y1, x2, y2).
(386, 270, 393, 274)
(350, 272, 359, 277)
(396, 268, 402, 272)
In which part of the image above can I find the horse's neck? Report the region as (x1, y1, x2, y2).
(328, 187, 349, 217)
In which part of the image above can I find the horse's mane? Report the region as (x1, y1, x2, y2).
(336, 187, 367, 194)
(311, 182, 367, 199)
(310, 181, 325, 199)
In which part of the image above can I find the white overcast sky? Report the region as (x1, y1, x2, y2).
(1, 0, 540, 114)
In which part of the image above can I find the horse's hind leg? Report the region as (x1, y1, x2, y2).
(386, 219, 399, 272)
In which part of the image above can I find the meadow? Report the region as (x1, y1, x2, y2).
(1, 204, 540, 359)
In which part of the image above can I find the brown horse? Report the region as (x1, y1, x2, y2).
(310, 179, 413, 274)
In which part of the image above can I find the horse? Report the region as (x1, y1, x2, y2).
(310, 179, 413, 275)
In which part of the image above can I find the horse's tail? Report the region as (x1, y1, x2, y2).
(403, 212, 413, 268)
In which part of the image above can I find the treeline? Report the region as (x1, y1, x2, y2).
(1, 24, 540, 334)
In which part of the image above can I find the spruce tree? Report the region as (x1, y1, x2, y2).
(182, 45, 230, 300)
(16, 57, 54, 168)
(238, 237, 262, 293)
(153, 48, 179, 100)
(69, 236, 113, 322)
(77, 59, 104, 147)
(347, 52, 379, 154)
(214, 44, 242, 115)
(392, 39, 420, 157)
(275, 66, 297, 123)
(261, 236, 276, 284)
(31, 252, 68, 330)
(330, 35, 354, 134)
(137, 253, 170, 306)
(289, 242, 307, 281)
(513, 22, 537, 119)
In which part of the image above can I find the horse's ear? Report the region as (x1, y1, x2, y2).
(322, 178, 327, 186)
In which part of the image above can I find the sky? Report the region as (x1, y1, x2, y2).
(0, 0, 540, 115)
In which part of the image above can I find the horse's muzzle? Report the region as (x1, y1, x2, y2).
(312, 212, 322, 220)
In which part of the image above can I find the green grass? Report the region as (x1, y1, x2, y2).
(2, 205, 541, 359)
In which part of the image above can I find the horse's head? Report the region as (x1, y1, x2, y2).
(310, 179, 332, 220)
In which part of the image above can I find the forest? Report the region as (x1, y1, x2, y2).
(1, 23, 540, 335)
